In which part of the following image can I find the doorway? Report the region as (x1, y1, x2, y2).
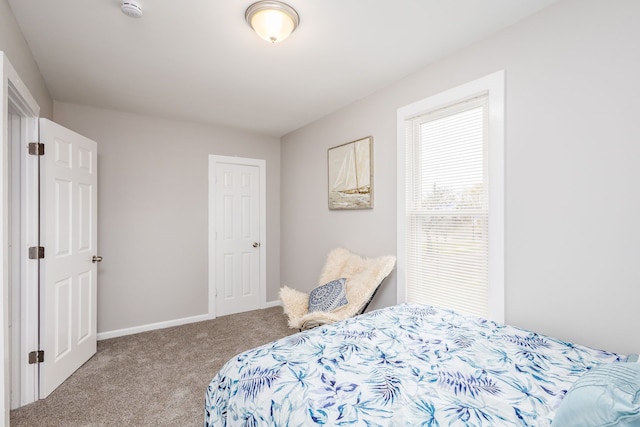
(6, 76, 40, 411)
(208, 155, 266, 318)
(2, 55, 100, 421)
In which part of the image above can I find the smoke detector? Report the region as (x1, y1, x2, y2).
(121, 1, 143, 18)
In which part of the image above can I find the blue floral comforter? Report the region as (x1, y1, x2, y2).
(205, 304, 623, 426)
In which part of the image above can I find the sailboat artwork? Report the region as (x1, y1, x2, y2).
(328, 137, 373, 209)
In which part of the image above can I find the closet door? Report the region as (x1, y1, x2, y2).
(214, 161, 261, 316)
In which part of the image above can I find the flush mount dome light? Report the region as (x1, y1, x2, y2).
(245, 1, 299, 43)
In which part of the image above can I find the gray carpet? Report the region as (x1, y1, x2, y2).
(10, 306, 294, 427)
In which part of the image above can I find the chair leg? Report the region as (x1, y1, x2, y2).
(357, 277, 388, 315)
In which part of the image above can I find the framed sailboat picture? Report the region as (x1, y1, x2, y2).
(328, 136, 373, 210)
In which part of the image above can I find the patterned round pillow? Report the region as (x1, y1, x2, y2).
(308, 278, 348, 312)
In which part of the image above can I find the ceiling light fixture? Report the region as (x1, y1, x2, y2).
(245, 1, 299, 44)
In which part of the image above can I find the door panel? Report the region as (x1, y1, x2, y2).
(54, 279, 72, 358)
(215, 163, 260, 316)
(39, 118, 98, 398)
(55, 178, 72, 256)
(78, 271, 92, 342)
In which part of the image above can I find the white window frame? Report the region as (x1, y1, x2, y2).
(397, 71, 505, 322)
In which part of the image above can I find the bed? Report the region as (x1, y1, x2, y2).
(205, 303, 628, 426)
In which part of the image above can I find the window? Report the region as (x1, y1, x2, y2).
(397, 71, 504, 322)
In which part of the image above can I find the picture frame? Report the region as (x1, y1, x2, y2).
(328, 136, 373, 210)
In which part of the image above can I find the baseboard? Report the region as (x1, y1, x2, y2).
(98, 303, 283, 340)
(265, 299, 282, 308)
(97, 313, 210, 341)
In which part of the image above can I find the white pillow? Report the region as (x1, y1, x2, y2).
(553, 362, 640, 426)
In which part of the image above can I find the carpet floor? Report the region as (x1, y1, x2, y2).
(10, 306, 294, 427)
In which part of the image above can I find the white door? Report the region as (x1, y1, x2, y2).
(213, 160, 262, 317)
(39, 118, 98, 398)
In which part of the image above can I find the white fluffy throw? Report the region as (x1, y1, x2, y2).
(280, 248, 396, 329)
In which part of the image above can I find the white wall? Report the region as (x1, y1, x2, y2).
(281, 0, 640, 355)
(53, 102, 281, 334)
(0, 0, 51, 118)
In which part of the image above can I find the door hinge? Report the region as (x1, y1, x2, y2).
(28, 350, 45, 364)
(28, 246, 45, 260)
(28, 142, 45, 156)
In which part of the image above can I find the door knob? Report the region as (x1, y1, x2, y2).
(92, 255, 103, 263)
(252, 242, 261, 248)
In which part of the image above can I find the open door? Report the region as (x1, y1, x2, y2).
(38, 118, 98, 398)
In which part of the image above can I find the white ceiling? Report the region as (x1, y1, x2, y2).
(9, 0, 557, 137)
